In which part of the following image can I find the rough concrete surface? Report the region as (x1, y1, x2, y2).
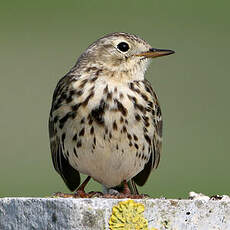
(0, 193, 230, 230)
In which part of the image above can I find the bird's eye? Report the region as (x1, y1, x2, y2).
(117, 42, 130, 52)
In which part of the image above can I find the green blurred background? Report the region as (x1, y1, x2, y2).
(0, 0, 229, 198)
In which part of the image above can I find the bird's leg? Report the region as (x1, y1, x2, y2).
(122, 180, 132, 195)
(102, 180, 142, 198)
(74, 176, 91, 197)
(53, 176, 102, 198)
(102, 180, 132, 198)
(128, 179, 139, 195)
(118, 180, 148, 199)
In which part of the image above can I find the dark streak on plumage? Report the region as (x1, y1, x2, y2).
(90, 99, 107, 125)
(72, 103, 81, 111)
(156, 120, 163, 137)
(128, 94, 137, 104)
(105, 127, 108, 134)
(134, 103, 145, 114)
(88, 116, 93, 125)
(135, 113, 141, 121)
(109, 132, 112, 139)
(82, 91, 94, 107)
(143, 116, 150, 127)
(144, 84, 152, 94)
(133, 134, 138, 141)
(156, 104, 161, 116)
(144, 134, 151, 145)
(96, 69, 102, 76)
(90, 126, 94, 135)
(134, 143, 139, 150)
(86, 67, 98, 72)
(72, 134, 77, 141)
(61, 133, 66, 143)
(113, 121, 118, 130)
(90, 86, 95, 92)
(79, 128, 85, 136)
(148, 101, 153, 108)
(143, 127, 148, 133)
(79, 79, 88, 89)
(127, 133, 132, 140)
(53, 116, 58, 123)
(114, 99, 127, 116)
(59, 113, 70, 129)
(77, 140, 82, 148)
(76, 90, 83, 96)
(90, 77, 97, 83)
(103, 85, 109, 94)
(53, 103, 62, 111)
(141, 93, 148, 101)
(129, 82, 140, 94)
(73, 147, 78, 158)
(122, 126, 127, 133)
(107, 92, 112, 101)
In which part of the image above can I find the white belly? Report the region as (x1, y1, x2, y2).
(65, 112, 149, 187)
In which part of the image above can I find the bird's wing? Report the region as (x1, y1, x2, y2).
(49, 75, 80, 191)
(133, 79, 162, 186)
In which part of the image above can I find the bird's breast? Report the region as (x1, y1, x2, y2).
(52, 75, 156, 187)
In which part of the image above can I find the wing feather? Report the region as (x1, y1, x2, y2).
(49, 75, 80, 191)
(134, 79, 162, 186)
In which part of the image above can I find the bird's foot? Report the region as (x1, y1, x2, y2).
(52, 179, 148, 199)
(106, 188, 121, 196)
(52, 191, 148, 199)
(100, 180, 149, 199)
(74, 190, 103, 198)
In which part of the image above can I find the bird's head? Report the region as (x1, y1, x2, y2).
(75, 32, 174, 80)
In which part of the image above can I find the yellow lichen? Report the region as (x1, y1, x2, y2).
(109, 200, 156, 230)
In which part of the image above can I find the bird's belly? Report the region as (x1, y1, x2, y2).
(64, 113, 150, 187)
(59, 80, 153, 187)
(74, 141, 143, 187)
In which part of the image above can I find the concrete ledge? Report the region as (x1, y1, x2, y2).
(0, 193, 230, 230)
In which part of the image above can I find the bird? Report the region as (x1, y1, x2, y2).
(49, 32, 174, 198)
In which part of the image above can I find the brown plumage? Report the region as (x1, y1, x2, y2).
(49, 32, 174, 196)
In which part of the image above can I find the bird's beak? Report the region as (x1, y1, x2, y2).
(136, 48, 175, 58)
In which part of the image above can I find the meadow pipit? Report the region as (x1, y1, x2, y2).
(49, 32, 174, 198)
